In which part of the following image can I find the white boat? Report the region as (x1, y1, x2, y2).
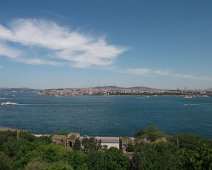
(184, 96, 193, 99)
(1, 101, 18, 106)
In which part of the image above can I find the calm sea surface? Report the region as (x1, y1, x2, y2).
(0, 91, 212, 138)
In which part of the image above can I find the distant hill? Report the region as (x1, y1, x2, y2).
(0, 88, 36, 92)
(93, 86, 156, 90)
(130, 86, 155, 90)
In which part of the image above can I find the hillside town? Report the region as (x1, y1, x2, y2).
(39, 86, 212, 97)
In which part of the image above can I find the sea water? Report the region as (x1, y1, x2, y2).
(0, 91, 212, 138)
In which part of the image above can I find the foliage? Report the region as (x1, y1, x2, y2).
(45, 161, 73, 170)
(15, 150, 41, 169)
(81, 137, 101, 153)
(0, 126, 211, 170)
(39, 143, 72, 163)
(87, 152, 106, 170)
(25, 157, 48, 170)
(0, 151, 13, 170)
(132, 142, 180, 170)
(18, 130, 34, 141)
(2, 136, 20, 157)
(33, 136, 52, 145)
(73, 138, 81, 151)
(135, 125, 166, 142)
(55, 131, 69, 136)
(71, 151, 88, 170)
(126, 142, 134, 152)
(0, 131, 16, 149)
(86, 148, 130, 170)
(173, 135, 212, 170)
(103, 147, 130, 170)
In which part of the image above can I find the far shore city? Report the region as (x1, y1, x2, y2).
(40, 86, 212, 97)
(2, 86, 210, 97)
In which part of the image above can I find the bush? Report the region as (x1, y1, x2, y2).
(132, 142, 180, 170)
(0, 152, 13, 170)
(45, 161, 73, 170)
(135, 125, 166, 142)
(25, 157, 48, 170)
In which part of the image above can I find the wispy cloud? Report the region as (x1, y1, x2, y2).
(125, 67, 212, 82)
(0, 43, 21, 59)
(0, 18, 126, 67)
(125, 68, 151, 75)
(18, 58, 62, 66)
(153, 70, 170, 76)
(173, 73, 212, 82)
(1, 18, 211, 84)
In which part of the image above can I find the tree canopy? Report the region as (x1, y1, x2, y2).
(0, 126, 211, 170)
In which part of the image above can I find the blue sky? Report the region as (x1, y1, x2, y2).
(0, 0, 212, 89)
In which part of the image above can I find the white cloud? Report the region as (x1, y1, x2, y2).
(174, 73, 212, 81)
(126, 68, 151, 75)
(153, 70, 170, 76)
(125, 67, 212, 82)
(0, 43, 21, 59)
(18, 58, 61, 66)
(0, 18, 126, 67)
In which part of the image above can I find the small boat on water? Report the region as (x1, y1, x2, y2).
(1, 101, 18, 106)
(184, 96, 193, 99)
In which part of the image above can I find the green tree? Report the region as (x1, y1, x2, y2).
(135, 125, 166, 142)
(45, 161, 73, 170)
(56, 131, 69, 136)
(87, 152, 106, 170)
(87, 148, 130, 170)
(174, 134, 212, 170)
(15, 150, 41, 169)
(0, 152, 13, 170)
(40, 143, 72, 163)
(0, 131, 16, 150)
(73, 138, 81, 150)
(18, 130, 34, 142)
(132, 142, 180, 170)
(81, 137, 101, 153)
(103, 147, 130, 170)
(2, 136, 19, 157)
(33, 136, 52, 145)
(71, 151, 88, 170)
(126, 142, 134, 152)
(25, 157, 48, 170)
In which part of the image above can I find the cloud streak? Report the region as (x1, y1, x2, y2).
(0, 18, 126, 67)
(0, 43, 21, 59)
(1, 18, 211, 84)
(125, 67, 212, 82)
(125, 68, 151, 75)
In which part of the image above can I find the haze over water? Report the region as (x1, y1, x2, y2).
(0, 91, 212, 139)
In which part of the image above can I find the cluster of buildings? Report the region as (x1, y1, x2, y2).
(51, 132, 134, 153)
(40, 86, 166, 96)
(0, 127, 132, 153)
(40, 86, 212, 97)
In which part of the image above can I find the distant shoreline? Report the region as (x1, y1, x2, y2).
(39, 86, 212, 97)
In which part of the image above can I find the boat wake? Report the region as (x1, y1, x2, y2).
(184, 103, 212, 106)
(15, 103, 73, 106)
